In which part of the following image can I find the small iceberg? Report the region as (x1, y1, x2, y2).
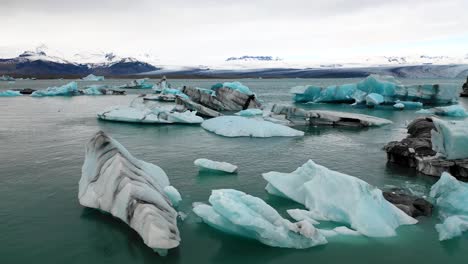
(365, 93, 384, 106)
(82, 74, 105, 81)
(121, 78, 154, 89)
(98, 105, 203, 124)
(201, 116, 304, 137)
(0, 75, 15, 81)
(431, 118, 468, 160)
(0, 90, 22, 97)
(393, 101, 423, 110)
(79, 131, 180, 255)
(417, 104, 468, 117)
(193, 189, 327, 248)
(82, 85, 108, 95)
(194, 158, 238, 173)
(262, 160, 417, 237)
(31, 82, 79, 97)
(430, 172, 468, 240)
(235, 109, 263, 117)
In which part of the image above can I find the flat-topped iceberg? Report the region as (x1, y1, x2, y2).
(31, 82, 79, 97)
(270, 105, 392, 127)
(262, 160, 417, 237)
(393, 101, 423, 110)
(431, 118, 468, 160)
(430, 172, 468, 240)
(417, 104, 467, 117)
(98, 105, 203, 124)
(201, 116, 304, 137)
(193, 189, 327, 248)
(0, 90, 22, 97)
(78, 131, 180, 255)
(82, 74, 105, 81)
(291, 75, 460, 105)
(194, 158, 238, 173)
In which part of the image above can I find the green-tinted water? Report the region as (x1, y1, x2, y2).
(1, 78, 467, 263)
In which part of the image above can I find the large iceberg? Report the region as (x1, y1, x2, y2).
(78, 131, 180, 255)
(201, 116, 304, 137)
(194, 158, 238, 173)
(430, 172, 468, 240)
(262, 160, 417, 237)
(31, 82, 79, 97)
(0, 90, 22, 97)
(431, 118, 468, 160)
(98, 105, 203, 124)
(82, 74, 105, 81)
(269, 104, 392, 127)
(193, 189, 327, 248)
(417, 104, 467, 117)
(291, 75, 460, 105)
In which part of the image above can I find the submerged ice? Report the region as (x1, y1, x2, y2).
(78, 131, 180, 255)
(193, 189, 327, 248)
(201, 116, 304, 137)
(430, 172, 468, 240)
(262, 160, 417, 237)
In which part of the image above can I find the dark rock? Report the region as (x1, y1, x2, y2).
(461, 76, 468, 97)
(383, 190, 433, 217)
(13, 88, 36, 95)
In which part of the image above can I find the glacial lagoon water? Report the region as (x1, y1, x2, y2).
(1, 78, 467, 263)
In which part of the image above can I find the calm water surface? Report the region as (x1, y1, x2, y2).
(1, 78, 467, 263)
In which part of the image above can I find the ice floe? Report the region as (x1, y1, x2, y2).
(201, 116, 304, 137)
(194, 158, 238, 173)
(98, 105, 203, 124)
(78, 131, 180, 255)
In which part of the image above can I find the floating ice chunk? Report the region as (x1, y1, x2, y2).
(121, 78, 154, 89)
(365, 93, 384, 106)
(431, 118, 468, 159)
(98, 106, 203, 124)
(83, 85, 107, 95)
(290, 85, 322, 103)
(286, 209, 320, 225)
(201, 116, 304, 137)
(235, 109, 263, 117)
(318, 226, 361, 238)
(430, 172, 468, 240)
(193, 189, 327, 248)
(0, 90, 21, 97)
(82, 74, 105, 81)
(164, 186, 182, 207)
(31, 82, 79, 97)
(417, 104, 467, 117)
(194, 158, 238, 173)
(393, 103, 405, 109)
(263, 160, 417, 237)
(394, 101, 423, 110)
(162, 88, 189, 99)
(78, 131, 180, 255)
(220, 82, 253, 95)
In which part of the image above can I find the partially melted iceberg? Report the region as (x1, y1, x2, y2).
(194, 158, 238, 173)
(393, 101, 423, 110)
(31, 82, 79, 97)
(98, 105, 203, 124)
(262, 160, 417, 237)
(78, 131, 180, 255)
(201, 116, 304, 137)
(430, 172, 468, 240)
(431, 118, 468, 160)
(193, 189, 327, 248)
(417, 104, 467, 117)
(291, 75, 460, 105)
(82, 74, 105, 81)
(0, 90, 22, 97)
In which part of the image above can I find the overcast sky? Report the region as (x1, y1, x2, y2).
(1, 0, 467, 64)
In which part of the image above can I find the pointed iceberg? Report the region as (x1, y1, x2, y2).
(82, 74, 105, 81)
(31, 82, 79, 97)
(201, 116, 304, 137)
(262, 160, 417, 237)
(78, 131, 180, 255)
(193, 189, 327, 248)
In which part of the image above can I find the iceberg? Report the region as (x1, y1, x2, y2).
(417, 104, 467, 117)
(393, 103, 405, 110)
(431, 118, 468, 160)
(365, 93, 384, 106)
(83, 85, 107, 95)
(430, 172, 468, 240)
(235, 109, 263, 117)
(163, 186, 182, 207)
(193, 189, 327, 248)
(291, 75, 460, 105)
(82, 74, 105, 81)
(0, 75, 15, 81)
(78, 131, 180, 255)
(0, 90, 22, 97)
(393, 101, 423, 110)
(175, 96, 223, 118)
(121, 78, 154, 89)
(262, 160, 417, 237)
(161, 88, 189, 99)
(31, 82, 79, 97)
(218, 82, 254, 95)
(98, 105, 204, 124)
(269, 105, 392, 127)
(194, 158, 238, 173)
(201, 116, 304, 137)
